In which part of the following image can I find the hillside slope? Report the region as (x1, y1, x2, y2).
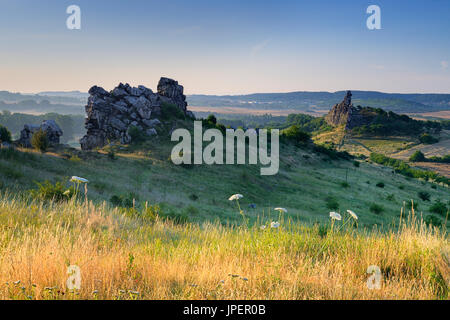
(0, 135, 448, 230)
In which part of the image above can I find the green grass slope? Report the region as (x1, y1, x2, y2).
(0, 127, 448, 231)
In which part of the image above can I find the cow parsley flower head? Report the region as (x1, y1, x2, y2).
(271, 221, 280, 228)
(329, 212, 342, 221)
(228, 194, 243, 201)
(71, 176, 89, 183)
(274, 208, 287, 213)
(347, 210, 358, 220)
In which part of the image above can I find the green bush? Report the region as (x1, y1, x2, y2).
(110, 193, 137, 208)
(31, 129, 49, 152)
(281, 125, 311, 145)
(0, 125, 12, 143)
(419, 133, 438, 144)
(369, 203, 384, 215)
(325, 197, 339, 210)
(376, 182, 385, 188)
(418, 191, 431, 201)
(353, 161, 360, 167)
(30, 180, 74, 202)
(430, 200, 448, 216)
(128, 126, 146, 144)
(161, 102, 185, 120)
(424, 215, 442, 228)
(409, 151, 426, 162)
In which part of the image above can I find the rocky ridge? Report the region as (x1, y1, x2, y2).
(325, 91, 371, 130)
(18, 120, 63, 148)
(80, 77, 192, 150)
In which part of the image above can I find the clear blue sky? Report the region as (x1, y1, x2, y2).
(0, 0, 449, 94)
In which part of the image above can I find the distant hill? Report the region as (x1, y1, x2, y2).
(188, 90, 450, 114)
(1, 89, 450, 117)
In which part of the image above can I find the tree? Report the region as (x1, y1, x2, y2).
(281, 125, 311, 145)
(409, 150, 426, 162)
(0, 125, 12, 143)
(31, 129, 49, 152)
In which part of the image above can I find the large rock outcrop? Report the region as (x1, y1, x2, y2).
(80, 77, 189, 150)
(325, 91, 371, 130)
(18, 120, 63, 148)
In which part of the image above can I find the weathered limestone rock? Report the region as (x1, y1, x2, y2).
(18, 120, 63, 148)
(80, 77, 190, 150)
(325, 91, 371, 130)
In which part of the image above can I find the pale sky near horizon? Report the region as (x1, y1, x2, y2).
(0, 0, 450, 95)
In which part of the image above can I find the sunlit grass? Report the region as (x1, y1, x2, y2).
(0, 193, 447, 300)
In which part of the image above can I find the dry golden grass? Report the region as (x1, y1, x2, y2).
(0, 193, 448, 300)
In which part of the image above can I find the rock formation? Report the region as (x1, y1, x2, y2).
(18, 120, 63, 148)
(80, 77, 191, 150)
(325, 91, 370, 130)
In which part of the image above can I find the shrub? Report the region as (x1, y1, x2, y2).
(353, 161, 360, 167)
(424, 215, 442, 228)
(30, 180, 74, 202)
(369, 203, 384, 215)
(430, 200, 448, 216)
(206, 114, 217, 125)
(0, 125, 12, 143)
(418, 191, 431, 201)
(128, 126, 146, 144)
(409, 151, 426, 162)
(31, 129, 49, 152)
(387, 194, 395, 201)
(419, 133, 438, 144)
(110, 193, 137, 208)
(189, 194, 199, 201)
(161, 102, 185, 120)
(340, 181, 350, 188)
(281, 125, 311, 145)
(325, 197, 339, 210)
(376, 182, 385, 188)
(184, 205, 199, 216)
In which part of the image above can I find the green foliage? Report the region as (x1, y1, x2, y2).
(353, 161, 360, 168)
(30, 180, 74, 202)
(409, 151, 426, 162)
(31, 129, 49, 152)
(424, 215, 442, 228)
(206, 114, 217, 125)
(376, 182, 385, 188)
(370, 153, 450, 186)
(429, 200, 448, 216)
(161, 102, 185, 120)
(0, 125, 12, 143)
(370, 203, 384, 215)
(418, 191, 431, 201)
(325, 197, 339, 210)
(281, 125, 311, 145)
(284, 114, 332, 134)
(0, 111, 84, 143)
(419, 133, 438, 144)
(340, 181, 350, 188)
(128, 126, 146, 144)
(189, 194, 199, 201)
(110, 193, 137, 208)
(352, 109, 441, 137)
(428, 155, 450, 164)
(313, 143, 352, 160)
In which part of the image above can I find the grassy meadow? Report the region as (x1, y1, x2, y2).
(0, 194, 448, 300)
(0, 131, 448, 300)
